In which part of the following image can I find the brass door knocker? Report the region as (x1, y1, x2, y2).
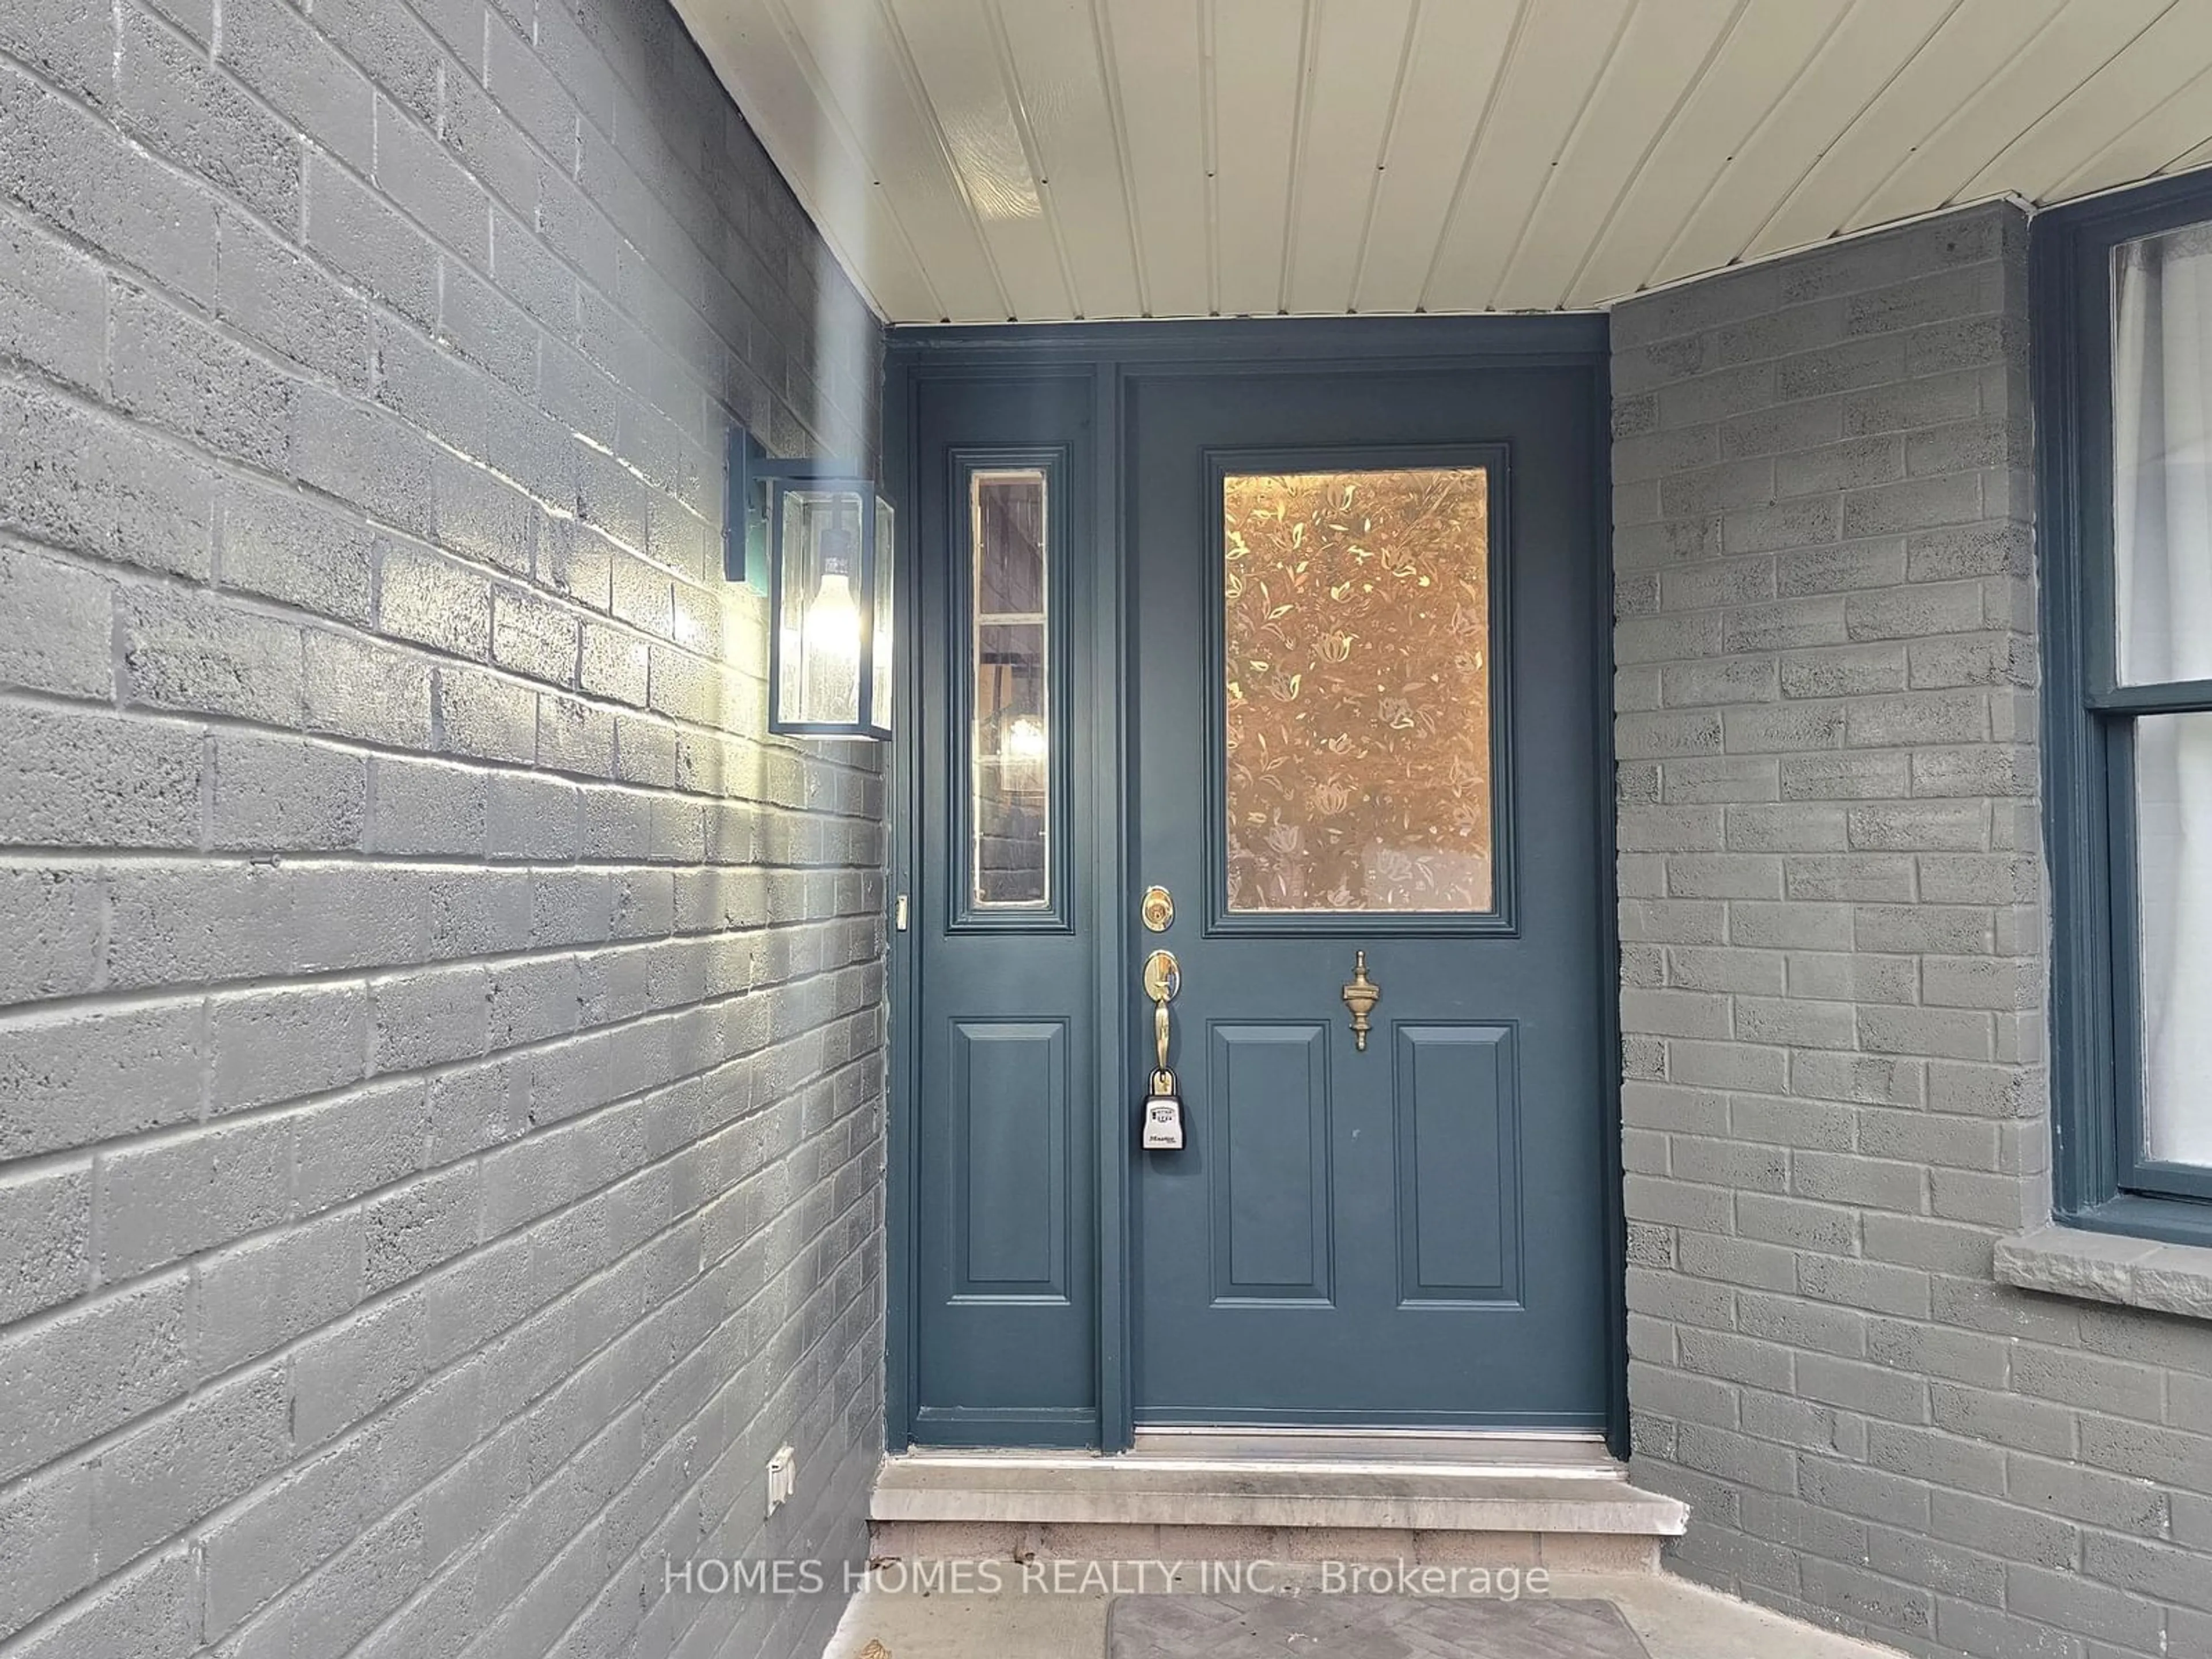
(1340, 950, 1380, 1052)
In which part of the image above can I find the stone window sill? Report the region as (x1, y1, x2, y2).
(1995, 1224, 2212, 1319)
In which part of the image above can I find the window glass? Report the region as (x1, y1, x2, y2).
(2135, 711, 2212, 1164)
(1222, 467, 1494, 914)
(971, 471, 1050, 908)
(2112, 223, 2212, 688)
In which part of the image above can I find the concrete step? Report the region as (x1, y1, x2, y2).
(868, 1445, 1688, 1574)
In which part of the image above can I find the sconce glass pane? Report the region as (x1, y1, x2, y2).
(777, 486, 867, 728)
(871, 497, 895, 734)
(971, 469, 1050, 908)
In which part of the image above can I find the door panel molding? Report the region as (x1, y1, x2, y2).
(1206, 1022, 1335, 1306)
(948, 1020, 1070, 1302)
(1393, 1022, 1522, 1308)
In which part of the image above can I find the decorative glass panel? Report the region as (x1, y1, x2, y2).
(971, 470, 1050, 908)
(1222, 467, 1493, 914)
(2134, 711, 2212, 1165)
(2111, 222, 2212, 688)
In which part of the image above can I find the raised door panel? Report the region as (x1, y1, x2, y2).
(951, 1021, 1068, 1300)
(1395, 1024, 1520, 1305)
(1207, 1023, 1332, 1304)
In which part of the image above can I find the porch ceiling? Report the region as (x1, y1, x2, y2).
(673, 0, 2212, 325)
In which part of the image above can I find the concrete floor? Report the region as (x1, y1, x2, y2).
(822, 1570, 1905, 1659)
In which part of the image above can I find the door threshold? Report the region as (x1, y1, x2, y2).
(1130, 1427, 1619, 1476)
(893, 1428, 1624, 1482)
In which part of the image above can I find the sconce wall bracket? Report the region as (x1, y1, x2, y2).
(724, 427, 867, 591)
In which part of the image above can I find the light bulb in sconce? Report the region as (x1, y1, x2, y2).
(805, 560, 862, 661)
(794, 500, 863, 722)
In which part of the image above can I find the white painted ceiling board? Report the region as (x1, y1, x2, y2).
(1349, 0, 1518, 315)
(1849, 0, 2168, 233)
(884, 0, 1070, 321)
(1656, 0, 1959, 292)
(1104, 0, 1212, 315)
(768, 0, 1012, 320)
(1566, 0, 1850, 306)
(1421, 0, 1638, 311)
(1644, 2, 1872, 289)
(977, 1, 1090, 314)
(2054, 65, 2212, 200)
(995, 0, 1145, 318)
(1499, 0, 1745, 309)
(1209, 0, 1310, 316)
(1967, 3, 2212, 202)
(1283, 0, 1417, 316)
(679, 0, 2212, 321)
(1742, 0, 2063, 262)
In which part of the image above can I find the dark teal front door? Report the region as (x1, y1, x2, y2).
(1127, 367, 1609, 1428)
(894, 324, 1615, 1446)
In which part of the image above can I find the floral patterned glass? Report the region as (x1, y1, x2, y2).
(1222, 467, 1494, 914)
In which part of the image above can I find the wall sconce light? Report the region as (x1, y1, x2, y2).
(726, 429, 894, 741)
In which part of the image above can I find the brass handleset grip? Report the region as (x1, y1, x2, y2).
(1142, 948, 1180, 1082)
(1140, 949, 1184, 1150)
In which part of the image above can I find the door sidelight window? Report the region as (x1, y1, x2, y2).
(969, 465, 1053, 912)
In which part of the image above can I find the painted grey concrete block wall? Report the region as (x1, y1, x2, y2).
(0, 2, 886, 1657)
(1615, 202, 2212, 1659)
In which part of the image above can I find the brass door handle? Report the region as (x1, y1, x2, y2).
(1140, 950, 1185, 1149)
(1340, 950, 1380, 1052)
(1142, 949, 1180, 1078)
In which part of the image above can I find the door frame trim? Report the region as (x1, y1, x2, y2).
(881, 316, 1624, 1457)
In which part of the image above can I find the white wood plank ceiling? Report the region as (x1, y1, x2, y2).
(672, 0, 2212, 323)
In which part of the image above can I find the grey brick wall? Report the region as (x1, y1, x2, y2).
(1615, 202, 2212, 1659)
(0, 3, 885, 1657)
